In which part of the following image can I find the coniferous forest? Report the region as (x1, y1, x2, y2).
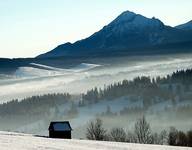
(81, 69, 192, 107)
(0, 69, 192, 142)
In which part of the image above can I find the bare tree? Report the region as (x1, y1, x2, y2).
(134, 116, 152, 144)
(109, 127, 126, 142)
(86, 118, 107, 141)
(151, 133, 159, 144)
(150, 130, 168, 145)
(159, 130, 168, 145)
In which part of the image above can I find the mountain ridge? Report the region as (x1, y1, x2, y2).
(37, 11, 192, 58)
(175, 20, 192, 30)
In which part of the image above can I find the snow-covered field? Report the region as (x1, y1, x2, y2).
(0, 131, 189, 150)
(1, 54, 192, 102)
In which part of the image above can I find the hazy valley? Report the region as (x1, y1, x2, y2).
(0, 54, 192, 140)
(1, 8, 192, 149)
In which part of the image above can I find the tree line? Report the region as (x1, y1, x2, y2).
(81, 69, 192, 107)
(86, 116, 192, 147)
(0, 93, 71, 117)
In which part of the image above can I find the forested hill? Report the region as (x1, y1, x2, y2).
(1, 69, 192, 114)
(0, 69, 192, 137)
(0, 93, 71, 116)
(81, 69, 192, 106)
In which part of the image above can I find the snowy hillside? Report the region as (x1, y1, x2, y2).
(2, 55, 192, 102)
(15, 63, 100, 78)
(0, 131, 189, 150)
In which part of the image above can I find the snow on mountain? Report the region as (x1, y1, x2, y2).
(30, 63, 68, 71)
(110, 11, 136, 25)
(0, 131, 189, 150)
(175, 20, 192, 30)
(38, 10, 192, 58)
(2, 55, 192, 103)
(15, 67, 62, 77)
(14, 63, 101, 77)
(110, 11, 164, 29)
(70, 63, 101, 72)
(103, 11, 165, 46)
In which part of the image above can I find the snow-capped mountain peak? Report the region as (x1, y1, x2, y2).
(109, 10, 164, 29)
(37, 10, 192, 58)
(113, 11, 137, 23)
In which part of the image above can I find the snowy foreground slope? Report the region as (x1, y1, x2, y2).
(0, 132, 190, 150)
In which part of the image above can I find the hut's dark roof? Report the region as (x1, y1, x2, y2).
(48, 121, 72, 131)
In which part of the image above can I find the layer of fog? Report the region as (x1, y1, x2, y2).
(1, 54, 192, 103)
(15, 96, 192, 139)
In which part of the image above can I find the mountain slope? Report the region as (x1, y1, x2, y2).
(38, 11, 192, 58)
(175, 20, 192, 30)
(0, 131, 189, 150)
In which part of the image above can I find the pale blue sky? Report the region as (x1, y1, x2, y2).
(0, 0, 192, 58)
